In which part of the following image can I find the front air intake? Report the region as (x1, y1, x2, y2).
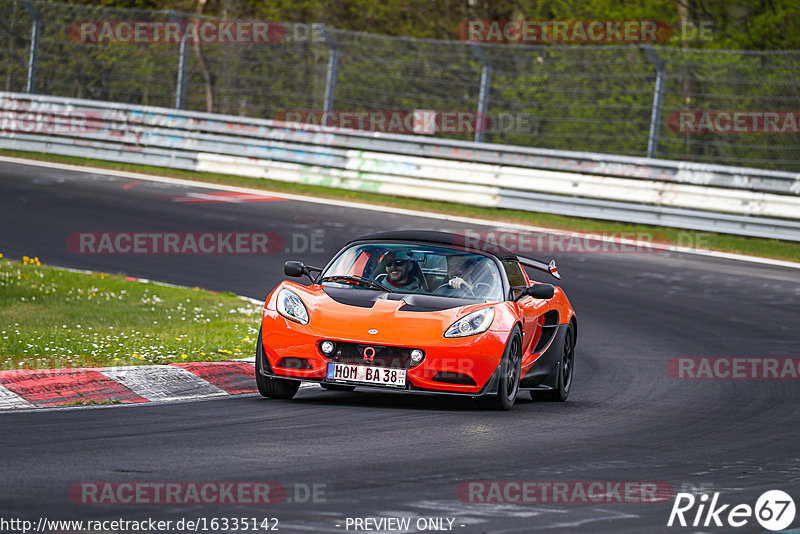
(431, 372, 477, 386)
(276, 357, 313, 370)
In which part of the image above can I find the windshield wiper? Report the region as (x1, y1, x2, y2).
(318, 275, 397, 293)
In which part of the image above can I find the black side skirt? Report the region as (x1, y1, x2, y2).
(519, 324, 568, 390)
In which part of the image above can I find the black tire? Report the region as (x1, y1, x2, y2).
(320, 383, 356, 392)
(255, 330, 300, 400)
(485, 326, 523, 411)
(534, 322, 575, 402)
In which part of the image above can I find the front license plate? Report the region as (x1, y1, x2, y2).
(325, 362, 406, 388)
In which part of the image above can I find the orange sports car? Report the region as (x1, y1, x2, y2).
(255, 231, 577, 409)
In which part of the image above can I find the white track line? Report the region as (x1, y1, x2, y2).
(1, 155, 798, 271)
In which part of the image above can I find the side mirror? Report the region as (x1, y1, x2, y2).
(526, 284, 554, 299)
(284, 261, 323, 281)
(513, 283, 554, 301)
(284, 261, 305, 277)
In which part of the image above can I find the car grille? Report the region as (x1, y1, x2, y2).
(326, 342, 414, 369)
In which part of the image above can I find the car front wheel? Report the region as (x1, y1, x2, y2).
(255, 329, 300, 400)
(485, 326, 522, 411)
(534, 322, 574, 402)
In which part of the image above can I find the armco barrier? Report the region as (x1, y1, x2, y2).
(1, 91, 799, 241)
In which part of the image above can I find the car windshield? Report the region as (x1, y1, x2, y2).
(320, 243, 504, 301)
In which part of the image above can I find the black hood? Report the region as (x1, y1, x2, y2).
(322, 287, 482, 312)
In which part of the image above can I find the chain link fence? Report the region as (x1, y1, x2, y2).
(2, 0, 799, 171)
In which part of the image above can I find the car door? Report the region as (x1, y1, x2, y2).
(502, 260, 545, 366)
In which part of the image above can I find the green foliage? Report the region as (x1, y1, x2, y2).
(1, 0, 798, 169)
(0, 256, 260, 370)
(42, 0, 800, 48)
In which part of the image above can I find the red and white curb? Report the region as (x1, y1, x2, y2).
(0, 359, 262, 410)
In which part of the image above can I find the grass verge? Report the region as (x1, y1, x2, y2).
(1, 148, 799, 263)
(0, 255, 260, 371)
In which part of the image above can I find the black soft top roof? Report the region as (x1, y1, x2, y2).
(351, 230, 516, 259)
(349, 230, 560, 280)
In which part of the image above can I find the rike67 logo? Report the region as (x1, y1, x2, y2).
(668, 490, 796, 531)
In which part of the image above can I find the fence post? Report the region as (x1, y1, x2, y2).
(470, 42, 491, 143)
(19, 0, 40, 94)
(643, 45, 666, 159)
(315, 24, 338, 124)
(170, 10, 189, 109)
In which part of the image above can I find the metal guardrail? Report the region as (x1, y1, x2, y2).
(4, 1, 800, 171)
(1, 91, 799, 242)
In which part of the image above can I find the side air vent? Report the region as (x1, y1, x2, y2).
(531, 310, 559, 354)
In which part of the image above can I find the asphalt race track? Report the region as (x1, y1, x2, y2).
(1, 159, 799, 533)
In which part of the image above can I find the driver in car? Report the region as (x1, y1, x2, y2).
(378, 251, 422, 291)
(435, 256, 478, 296)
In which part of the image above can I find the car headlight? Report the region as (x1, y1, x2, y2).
(444, 308, 494, 338)
(276, 288, 309, 324)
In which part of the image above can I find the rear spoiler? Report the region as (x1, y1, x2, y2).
(518, 257, 561, 280)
